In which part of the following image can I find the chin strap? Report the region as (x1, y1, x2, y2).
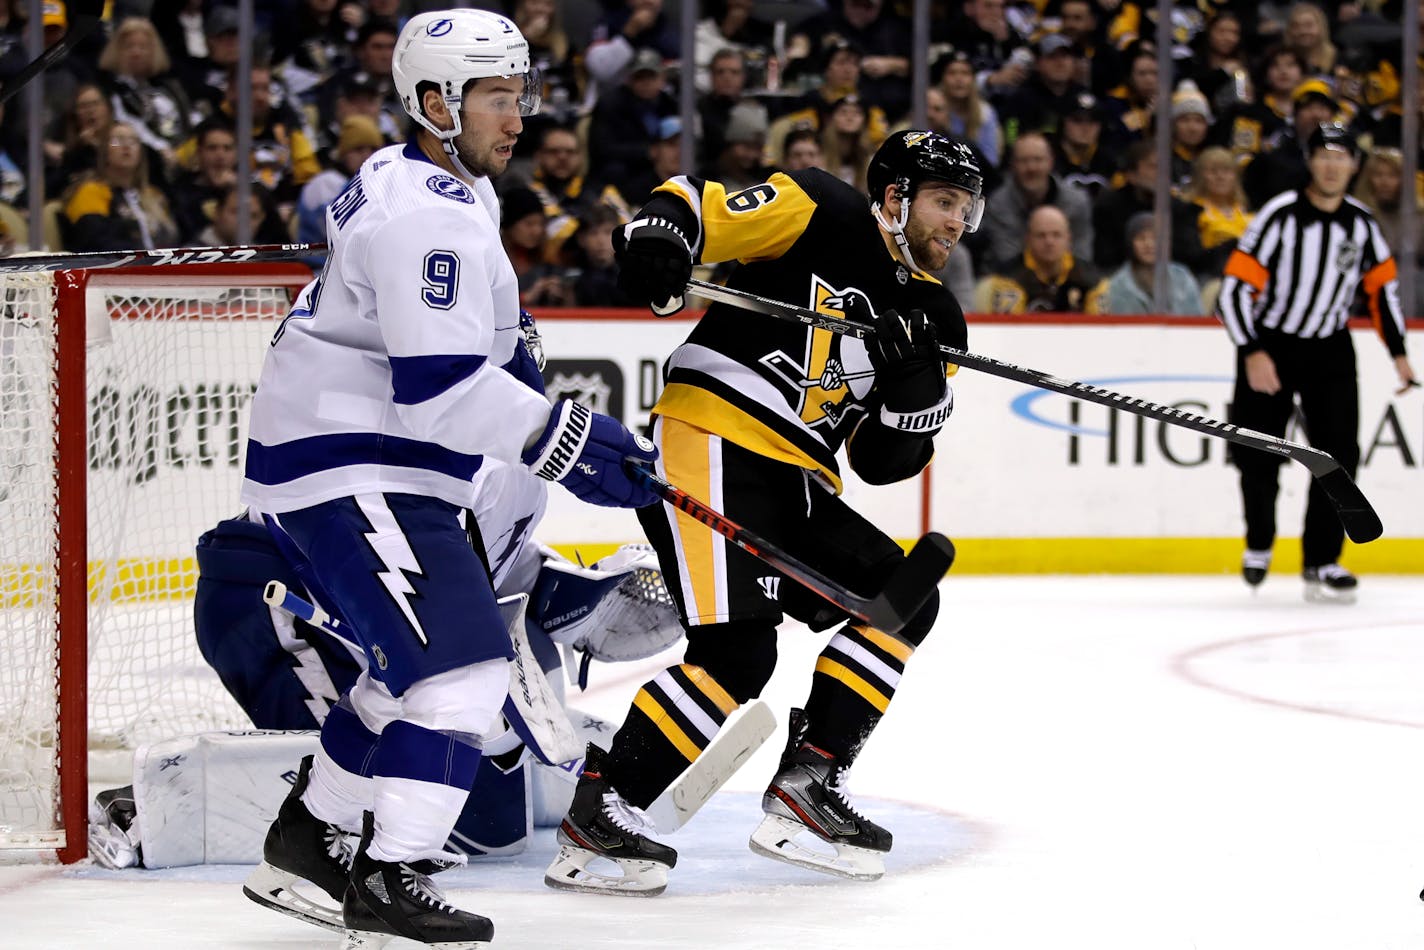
(871, 198, 928, 277)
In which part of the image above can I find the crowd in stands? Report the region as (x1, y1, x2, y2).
(0, 0, 1418, 316)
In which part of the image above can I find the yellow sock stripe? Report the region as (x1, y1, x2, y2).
(850, 624, 914, 663)
(632, 688, 703, 763)
(679, 664, 738, 716)
(814, 656, 891, 714)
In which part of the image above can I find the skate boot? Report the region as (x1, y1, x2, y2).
(341, 812, 492, 949)
(543, 743, 678, 896)
(243, 754, 354, 931)
(1303, 563, 1358, 604)
(749, 708, 891, 881)
(1242, 549, 1271, 588)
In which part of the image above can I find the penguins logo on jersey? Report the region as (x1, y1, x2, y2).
(427, 175, 476, 204)
(757, 276, 875, 430)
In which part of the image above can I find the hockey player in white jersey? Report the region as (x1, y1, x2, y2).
(238, 9, 657, 947)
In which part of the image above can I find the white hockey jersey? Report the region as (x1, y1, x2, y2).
(242, 142, 554, 513)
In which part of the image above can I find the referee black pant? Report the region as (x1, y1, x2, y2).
(1228, 330, 1359, 568)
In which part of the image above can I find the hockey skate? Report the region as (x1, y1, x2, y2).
(543, 743, 678, 897)
(1241, 549, 1271, 588)
(341, 812, 492, 950)
(242, 755, 354, 931)
(749, 709, 891, 882)
(1303, 564, 1358, 604)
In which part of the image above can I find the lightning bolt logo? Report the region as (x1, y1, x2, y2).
(356, 496, 430, 646)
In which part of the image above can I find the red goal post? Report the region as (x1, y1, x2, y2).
(0, 262, 313, 863)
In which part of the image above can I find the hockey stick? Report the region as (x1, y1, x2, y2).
(685, 279, 1385, 544)
(0, 0, 104, 107)
(0, 242, 325, 273)
(627, 464, 954, 634)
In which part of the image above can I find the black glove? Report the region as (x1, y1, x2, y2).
(867, 308, 952, 435)
(613, 216, 693, 313)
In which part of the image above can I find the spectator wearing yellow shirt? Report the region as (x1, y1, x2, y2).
(63, 122, 178, 252)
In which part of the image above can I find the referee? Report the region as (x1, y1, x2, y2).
(1215, 123, 1416, 602)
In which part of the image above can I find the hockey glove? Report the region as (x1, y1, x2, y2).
(523, 400, 659, 508)
(867, 308, 953, 436)
(613, 216, 692, 314)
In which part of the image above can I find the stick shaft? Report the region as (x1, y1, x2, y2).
(0, 242, 326, 273)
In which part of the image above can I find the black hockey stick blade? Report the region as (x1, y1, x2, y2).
(685, 278, 1385, 544)
(628, 463, 951, 633)
(0, 0, 104, 107)
(862, 533, 956, 633)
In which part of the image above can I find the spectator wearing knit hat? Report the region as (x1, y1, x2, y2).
(1053, 92, 1116, 201)
(1169, 82, 1213, 191)
(1104, 212, 1204, 315)
(1241, 77, 1340, 209)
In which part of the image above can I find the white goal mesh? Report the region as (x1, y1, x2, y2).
(0, 263, 312, 859)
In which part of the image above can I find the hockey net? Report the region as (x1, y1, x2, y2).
(0, 262, 313, 862)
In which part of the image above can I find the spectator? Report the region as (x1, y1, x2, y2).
(525, 125, 630, 252)
(624, 115, 684, 208)
(711, 101, 773, 192)
(1212, 44, 1300, 165)
(697, 47, 750, 171)
(780, 126, 825, 171)
(786, 0, 912, 118)
(998, 33, 1092, 145)
(1183, 145, 1252, 278)
(169, 117, 238, 243)
(587, 48, 678, 198)
(296, 115, 383, 250)
(974, 205, 1107, 313)
(99, 17, 194, 166)
(693, 0, 775, 93)
(1189, 11, 1248, 108)
(982, 131, 1094, 273)
(513, 0, 578, 107)
(0, 101, 20, 206)
(183, 5, 245, 121)
(943, 0, 1030, 106)
(312, 71, 395, 160)
(1103, 40, 1156, 143)
(196, 182, 289, 246)
(273, 0, 351, 102)
(43, 82, 114, 196)
(1284, 2, 1337, 75)
(1056, 0, 1121, 95)
(62, 122, 178, 252)
(318, 19, 401, 138)
(502, 187, 574, 307)
(766, 39, 888, 166)
(1105, 212, 1205, 315)
(819, 96, 880, 192)
(935, 48, 1002, 168)
(1168, 82, 1213, 191)
(1054, 91, 1115, 201)
(1092, 139, 1208, 272)
(567, 203, 635, 307)
(1241, 77, 1339, 208)
(1353, 146, 1424, 315)
(584, 0, 680, 96)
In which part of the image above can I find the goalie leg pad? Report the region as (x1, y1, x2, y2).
(499, 593, 583, 766)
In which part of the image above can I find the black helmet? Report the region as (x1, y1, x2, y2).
(867, 130, 985, 231)
(1307, 122, 1358, 158)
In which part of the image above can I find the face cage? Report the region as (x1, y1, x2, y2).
(455, 67, 544, 118)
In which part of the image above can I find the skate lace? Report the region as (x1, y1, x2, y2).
(322, 826, 354, 870)
(400, 868, 454, 913)
(829, 766, 867, 820)
(600, 792, 658, 837)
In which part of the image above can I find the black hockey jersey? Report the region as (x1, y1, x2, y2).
(644, 168, 966, 494)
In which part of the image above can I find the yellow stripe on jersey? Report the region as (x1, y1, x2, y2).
(655, 173, 818, 265)
(852, 624, 915, 663)
(654, 384, 844, 494)
(814, 656, 891, 713)
(682, 664, 738, 716)
(632, 688, 703, 762)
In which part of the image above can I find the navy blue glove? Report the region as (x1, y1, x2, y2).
(613, 216, 692, 314)
(523, 400, 659, 508)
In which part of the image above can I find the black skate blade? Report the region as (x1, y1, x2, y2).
(862, 534, 955, 634)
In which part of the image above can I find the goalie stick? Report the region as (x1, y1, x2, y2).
(0, 242, 325, 273)
(684, 278, 1385, 544)
(627, 464, 955, 635)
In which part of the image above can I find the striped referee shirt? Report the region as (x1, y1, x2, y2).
(1215, 190, 1407, 357)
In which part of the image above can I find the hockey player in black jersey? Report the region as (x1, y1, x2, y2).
(544, 130, 983, 894)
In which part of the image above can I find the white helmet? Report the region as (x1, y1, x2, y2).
(392, 10, 541, 143)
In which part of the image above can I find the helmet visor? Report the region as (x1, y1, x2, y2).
(920, 184, 985, 233)
(462, 67, 544, 117)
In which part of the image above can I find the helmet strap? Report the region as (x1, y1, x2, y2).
(418, 97, 481, 183)
(872, 196, 927, 277)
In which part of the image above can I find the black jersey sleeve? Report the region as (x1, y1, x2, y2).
(844, 412, 936, 485)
